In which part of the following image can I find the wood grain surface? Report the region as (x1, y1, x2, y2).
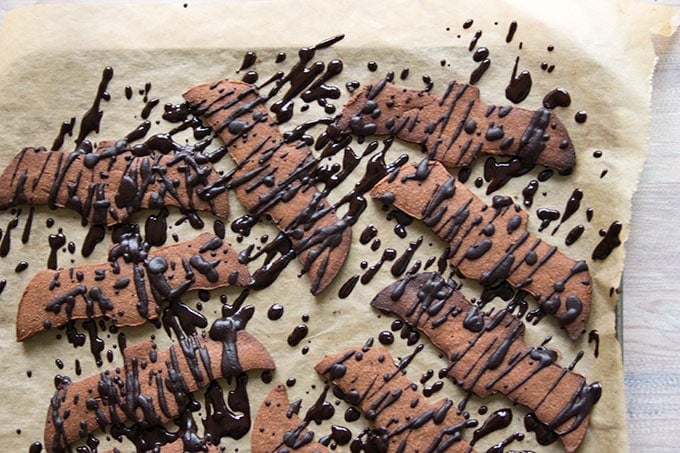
(0, 1, 678, 451)
(624, 24, 680, 452)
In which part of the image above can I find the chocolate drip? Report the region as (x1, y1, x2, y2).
(471, 408, 513, 445)
(267, 303, 284, 320)
(565, 224, 585, 246)
(288, 323, 309, 346)
(202, 375, 252, 444)
(265, 35, 345, 123)
(360, 224, 378, 244)
(338, 274, 360, 299)
(47, 228, 67, 270)
(82, 224, 106, 257)
(209, 304, 254, 378)
(543, 87, 572, 109)
(592, 221, 622, 260)
(391, 236, 423, 277)
(469, 30, 483, 51)
(558, 188, 583, 228)
(505, 21, 518, 43)
(588, 330, 600, 358)
(51, 117, 76, 151)
(505, 57, 532, 104)
(75, 67, 113, 145)
(0, 212, 19, 257)
(470, 59, 491, 85)
(522, 179, 539, 207)
(21, 206, 34, 244)
(239, 51, 257, 71)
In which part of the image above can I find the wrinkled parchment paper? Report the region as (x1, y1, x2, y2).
(0, 1, 675, 451)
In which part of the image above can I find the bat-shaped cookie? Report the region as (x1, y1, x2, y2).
(371, 272, 600, 453)
(183, 80, 351, 295)
(327, 79, 575, 172)
(370, 160, 591, 339)
(0, 142, 229, 226)
(16, 233, 249, 341)
(316, 345, 476, 452)
(45, 324, 274, 452)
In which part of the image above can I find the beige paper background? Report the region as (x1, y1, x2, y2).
(0, 1, 675, 451)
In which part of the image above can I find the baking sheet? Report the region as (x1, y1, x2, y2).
(0, 1, 675, 451)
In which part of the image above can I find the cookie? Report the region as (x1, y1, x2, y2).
(371, 272, 601, 453)
(370, 160, 591, 339)
(183, 80, 351, 295)
(251, 383, 329, 452)
(327, 79, 575, 172)
(44, 327, 274, 452)
(0, 142, 229, 226)
(315, 345, 476, 452)
(16, 232, 250, 341)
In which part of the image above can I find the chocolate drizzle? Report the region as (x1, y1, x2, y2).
(592, 221, 622, 260)
(505, 57, 532, 104)
(0, 140, 230, 227)
(75, 67, 113, 145)
(183, 65, 355, 294)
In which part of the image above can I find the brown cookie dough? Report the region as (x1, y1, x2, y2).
(0, 142, 229, 226)
(16, 232, 250, 341)
(370, 160, 591, 339)
(315, 345, 476, 452)
(371, 272, 601, 453)
(251, 383, 329, 453)
(183, 80, 351, 295)
(327, 79, 575, 172)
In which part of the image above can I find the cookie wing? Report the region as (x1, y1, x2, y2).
(316, 345, 475, 452)
(251, 383, 329, 453)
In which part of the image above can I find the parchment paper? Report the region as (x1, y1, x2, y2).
(0, 1, 675, 451)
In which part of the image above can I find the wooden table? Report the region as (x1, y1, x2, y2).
(624, 19, 680, 452)
(0, 1, 678, 451)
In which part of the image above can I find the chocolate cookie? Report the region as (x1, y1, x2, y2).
(17, 233, 249, 341)
(370, 160, 591, 339)
(183, 80, 351, 295)
(327, 79, 575, 172)
(44, 327, 274, 452)
(0, 142, 229, 226)
(316, 345, 476, 452)
(371, 272, 600, 453)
